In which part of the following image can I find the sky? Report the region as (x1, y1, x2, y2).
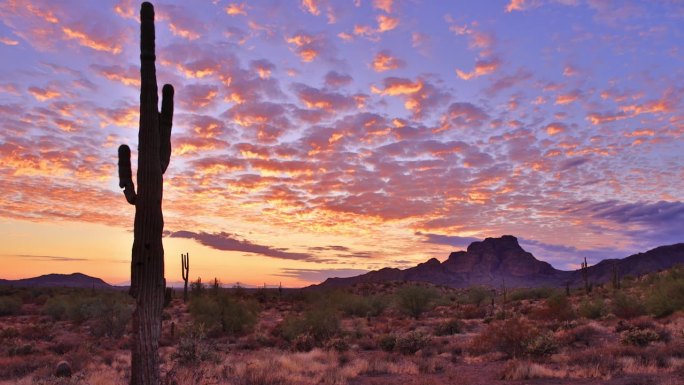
(0, 0, 683, 287)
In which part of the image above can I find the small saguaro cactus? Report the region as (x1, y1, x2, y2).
(581, 257, 591, 294)
(116, 2, 175, 384)
(181, 252, 189, 302)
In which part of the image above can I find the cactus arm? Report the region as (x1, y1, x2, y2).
(160, 84, 174, 174)
(118, 145, 137, 205)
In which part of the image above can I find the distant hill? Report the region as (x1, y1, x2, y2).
(317, 235, 684, 289)
(0, 273, 114, 289)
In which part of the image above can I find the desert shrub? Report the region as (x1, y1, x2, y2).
(7, 343, 35, 356)
(578, 297, 604, 319)
(434, 318, 464, 336)
(0, 296, 22, 316)
(172, 324, 215, 366)
(325, 337, 350, 352)
(567, 349, 621, 376)
(0, 354, 52, 380)
(612, 292, 644, 319)
(499, 360, 556, 380)
(509, 287, 557, 301)
(645, 267, 684, 317)
(189, 294, 257, 336)
(43, 296, 69, 320)
(395, 285, 438, 318)
(559, 324, 601, 347)
(620, 328, 661, 347)
(464, 286, 492, 306)
(88, 295, 133, 338)
(279, 307, 340, 345)
(459, 304, 487, 319)
(525, 331, 558, 357)
(470, 317, 539, 358)
(396, 331, 430, 355)
(535, 293, 575, 321)
(338, 293, 387, 318)
(377, 334, 396, 352)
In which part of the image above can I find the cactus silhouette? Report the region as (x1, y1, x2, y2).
(117, 2, 174, 384)
(181, 252, 189, 302)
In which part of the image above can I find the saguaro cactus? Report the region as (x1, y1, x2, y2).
(181, 252, 189, 302)
(117, 2, 174, 384)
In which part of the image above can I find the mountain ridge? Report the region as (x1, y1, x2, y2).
(0, 272, 114, 289)
(317, 235, 684, 289)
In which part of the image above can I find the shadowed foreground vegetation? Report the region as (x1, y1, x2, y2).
(1, 266, 684, 384)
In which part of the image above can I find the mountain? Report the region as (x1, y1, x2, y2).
(318, 235, 684, 289)
(0, 273, 114, 289)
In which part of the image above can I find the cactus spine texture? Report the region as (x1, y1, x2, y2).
(117, 2, 174, 384)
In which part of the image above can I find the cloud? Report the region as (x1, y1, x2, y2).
(371, 50, 405, 72)
(277, 268, 369, 283)
(417, 232, 480, 248)
(505, 0, 527, 12)
(373, 0, 394, 13)
(301, 0, 321, 16)
(286, 32, 331, 62)
(544, 122, 567, 136)
(324, 71, 353, 88)
(456, 57, 501, 80)
(225, 3, 247, 16)
(8, 254, 88, 262)
(437, 102, 489, 131)
(169, 231, 322, 261)
(377, 14, 399, 32)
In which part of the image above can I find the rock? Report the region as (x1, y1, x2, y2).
(55, 361, 72, 378)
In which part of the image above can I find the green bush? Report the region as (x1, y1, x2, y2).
(395, 285, 438, 318)
(189, 294, 257, 336)
(465, 286, 492, 306)
(509, 287, 557, 301)
(545, 293, 575, 321)
(279, 307, 340, 345)
(525, 331, 558, 357)
(172, 324, 215, 366)
(645, 267, 684, 317)
(43, 296, 69, 320)
(0, 296, 22, 316)
(578, 297, 604, 319)
(377, 334, 396, 352)
(396, 332, 430, 355)
(470, 317, 539, 358)
(338, 293, 387, 318)
(620, 328, 660, 347)
(612, 292, 644, 319)
(435, 318, 464, 336)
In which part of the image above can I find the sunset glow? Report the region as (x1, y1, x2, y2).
(1, 0, 682, 287)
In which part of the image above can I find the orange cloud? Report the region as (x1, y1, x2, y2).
(92, 64, 139, 87)
(286, 32, 325, 62)
(555, 89, 581, 105)
(373, 0, 394, 13)
(545, 122, 567, 136)
(28, 86, 61, 101)
(301, 0, 321, 16)
(505, 0, 526, 12)
(225, 3, 247, 16)
(0, 36, 19, 46)
(168, 22, 200, 40)
(371, 78, 423, 96)
(377, 15, 399, 32)
(62, 27, 122, 54)
(624, 129, 655, 137)
(371, 51, 405, 72)
(456, 57, 501, 80)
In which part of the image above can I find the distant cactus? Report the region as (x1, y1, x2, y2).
(181, 252, 189, 302)
(581, 257, 591, 294)
(117, 2, 175, 384)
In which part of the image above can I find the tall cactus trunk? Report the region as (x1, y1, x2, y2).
(117, 2, 174, 384)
